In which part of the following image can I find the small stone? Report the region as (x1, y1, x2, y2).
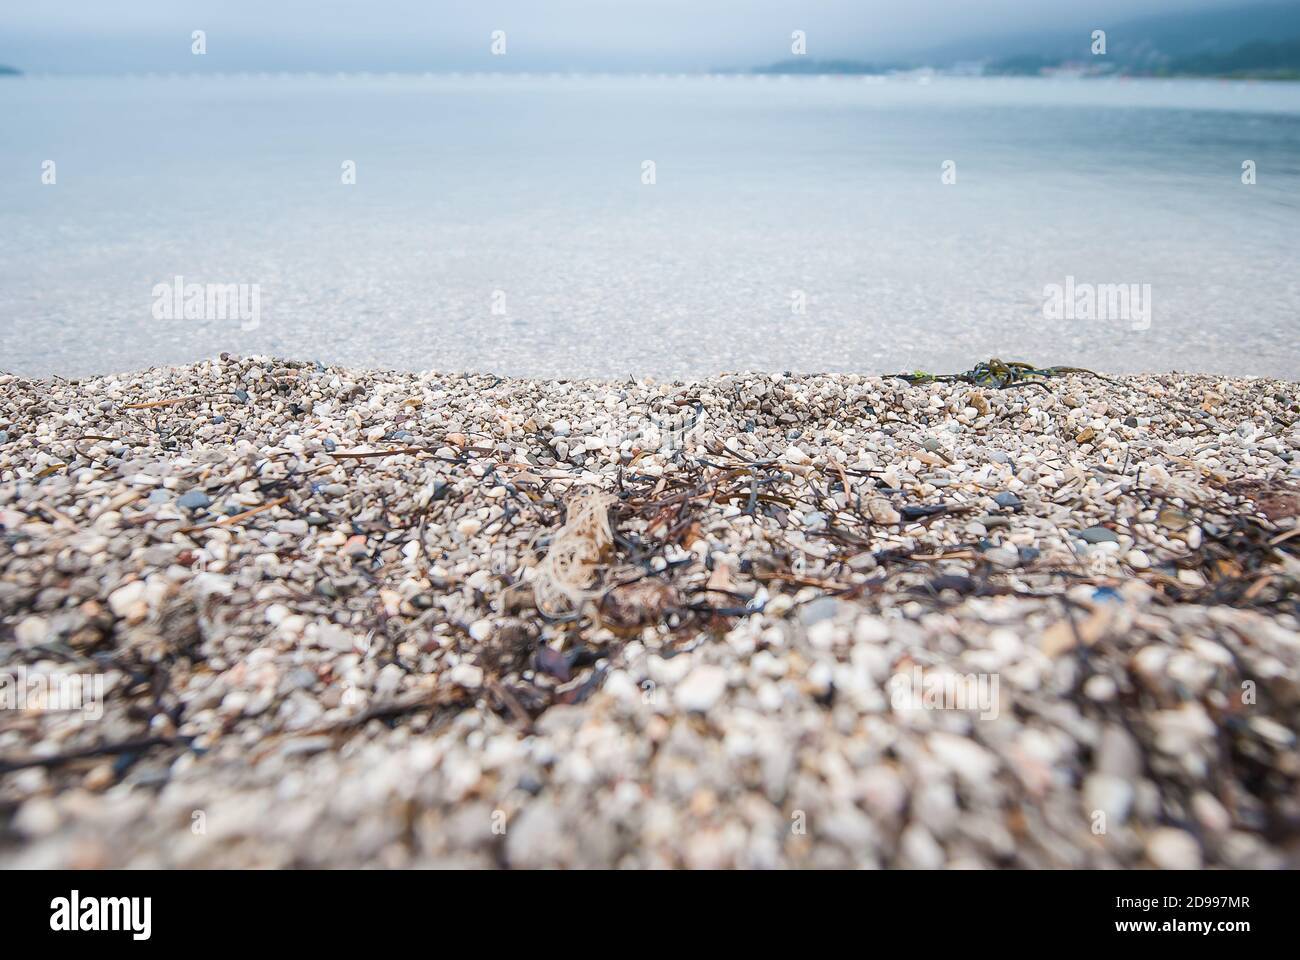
(1083, 774, 1134, 824)
(899, 823, 945, 869)
(1125, 549, 1150, 569)
(1192, 792, 1232, 833)
(860, 765, 908, 817)
(83, 763, 116, 792)
(1076, 526, 1118, 544)
(1250, 717, 1295, 747)
(798, 596, 840, 625)
(13, 798, 60, 836)
(928, 732, 998, 782)
(1096, 724, 1143, 778)
(1151, 704, 1216, 756)
(1083, 674, 1117, 702)
(868, 498, 901, 525)
(675, 665, 728, 712)
(984, 545, 1020, 568)
(750, 650, 786, 679)
(993, 492, 1022, 510)
(449, 663, 484, 689)
(782, 444, 812, 466)
(1146, 828, 1202, 870)
(15, 616, 47, 647)
(807, 661, 834, 697)
(177, 490, 212, 510)
(315, 623, 358, 653)
(107, 581, 146, 618)
(756, 682, 783, 712)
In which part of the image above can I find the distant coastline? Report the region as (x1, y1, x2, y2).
(752, 59, 904, 76)
(985, 37, 1300, 80)
(752, 36, 1300, 81)
(0, 65, 21, 76)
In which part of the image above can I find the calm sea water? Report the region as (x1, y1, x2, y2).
(2, 74, 1299, 379)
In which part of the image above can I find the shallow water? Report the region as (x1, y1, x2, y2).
(2, 73, 1299, 379)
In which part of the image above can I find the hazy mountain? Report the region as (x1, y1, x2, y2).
(922, 0, 1300, 69)
(1163, 36, 1300, 77)
(752, 59, 905, 75)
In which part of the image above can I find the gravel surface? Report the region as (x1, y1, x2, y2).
(1, 356, 1298, 868)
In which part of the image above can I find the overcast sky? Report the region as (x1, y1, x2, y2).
(0, 0, 1243, 72)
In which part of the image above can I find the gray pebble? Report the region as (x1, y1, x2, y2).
(1076, 526, 1119, 544)
(177, 490, 212, 510)
(993, 492, 1022, 510)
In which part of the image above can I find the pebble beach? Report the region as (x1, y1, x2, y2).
(1, 356, 1298, 868)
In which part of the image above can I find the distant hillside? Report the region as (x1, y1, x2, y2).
(753, 59, 903, 75)
(983, 54, 1061, 77)
(751, 2, 1300, 78)
(1097, 1, 1300, 66)
(927, 0, 1300, 74)
(1159, 36, 1300, 78)
(0, 65, 21, 76)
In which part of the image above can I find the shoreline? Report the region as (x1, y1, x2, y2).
(4, 357, 1296, 387)
(2, 357, 1297, 867)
